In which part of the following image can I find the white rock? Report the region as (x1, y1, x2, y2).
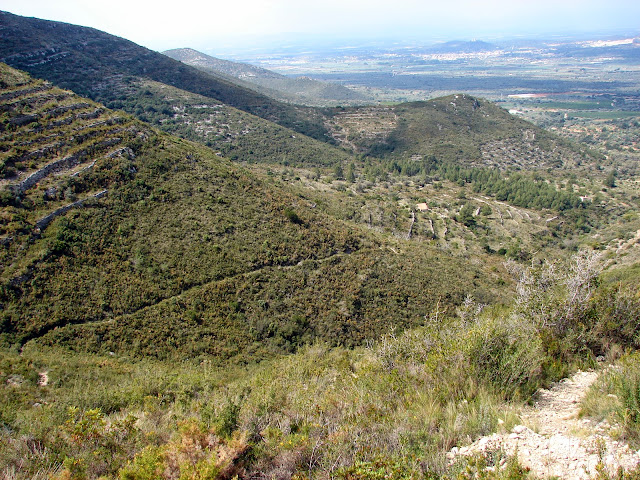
(512, 424, 528, 434)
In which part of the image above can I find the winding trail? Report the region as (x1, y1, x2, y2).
(448, 370, 640, 479)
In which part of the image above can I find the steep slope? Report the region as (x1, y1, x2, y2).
(164, 47, 370, 106)
(0, 64, 499, 363)
(110, 78, 353, 167)
(0, 10, 329, 141)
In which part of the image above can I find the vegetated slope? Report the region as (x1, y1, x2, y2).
(326, 94, 599, 170)
(164, 47, 371, 106)
(0, 11, 599, 177)
(0, 10, 329, 142)
(112, 78, 353, 167)
(0, 64, 499, 362)
(4, 247, 640, 480)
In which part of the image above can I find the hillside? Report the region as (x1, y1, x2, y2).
(0, 63, 500, 362)
(107, 78, 353, 167)
(325, 94, 599, 170)
(164, 47, 371, 106)
(2, 26, 640, 480)
(0, 11, 602, 179)
(0, 11, 330, 142)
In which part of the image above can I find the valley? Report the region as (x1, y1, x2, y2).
(1, 9, 640, 480)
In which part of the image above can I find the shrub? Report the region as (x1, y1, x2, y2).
(284, 207, 303, 225)
(587, 285, 640, 353)
(335, 458, 417, 480)
(466, 314, 543, 399)
(119, 446, 164, 480)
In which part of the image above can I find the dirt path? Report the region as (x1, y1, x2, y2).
(448, 370, 640, 479)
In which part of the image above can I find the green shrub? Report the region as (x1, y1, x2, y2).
(284, 207, 303, 224)
(466, 315, 543, 399)
(335, 458, 417, 480)
(119, 446, 164, 480)
(215, 398, 242, 439)
(587, 285, 640, 353)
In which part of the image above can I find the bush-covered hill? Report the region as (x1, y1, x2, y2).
(164, 48, 371, 107)
(0, 64, 499, 362)
(0, 11, 329, 142)
(325, 94, 600, 170)
(108, 78, 353, 168)
(3, 249, 640, 480)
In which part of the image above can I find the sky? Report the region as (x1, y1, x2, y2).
(1, 0, 639, 53)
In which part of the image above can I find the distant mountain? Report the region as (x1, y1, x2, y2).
(428, 40, 497, 53)
(164, 48, 370, 106)
(0, 11, 595, 175)
(0, 11, 329, 141)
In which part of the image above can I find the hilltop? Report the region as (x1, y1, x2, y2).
(428, 40, 497, 53)
(164, 47, 370, 106)
(324, 94, 598, 170)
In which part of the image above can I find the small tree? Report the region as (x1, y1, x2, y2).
(346, 163, 356, 183)
(458, 203, 476, 227)
(604, 171, 616, 188)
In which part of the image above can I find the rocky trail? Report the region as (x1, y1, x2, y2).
(448, 370, 640, 479)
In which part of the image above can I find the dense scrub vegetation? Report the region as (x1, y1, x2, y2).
(0, 64, 498, 364)
(367, 155, 585, 211)
(325, 95, 599, 171)
(111, 79, 351, 168)
(2, 251, 640, 479)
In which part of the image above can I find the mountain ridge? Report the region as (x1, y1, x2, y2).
(0, 10, 330, 142)
(164, 47, 370, 106)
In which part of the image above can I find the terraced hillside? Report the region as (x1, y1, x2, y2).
(0, 64, 500, 363)
(0, 64, 150, 271)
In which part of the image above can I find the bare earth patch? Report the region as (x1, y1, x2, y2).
(448, 370, 640, 479)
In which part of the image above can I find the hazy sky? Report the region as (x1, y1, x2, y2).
(1, 0, 639, 52)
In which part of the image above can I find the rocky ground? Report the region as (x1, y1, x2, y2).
(448, 370, 640, 479)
